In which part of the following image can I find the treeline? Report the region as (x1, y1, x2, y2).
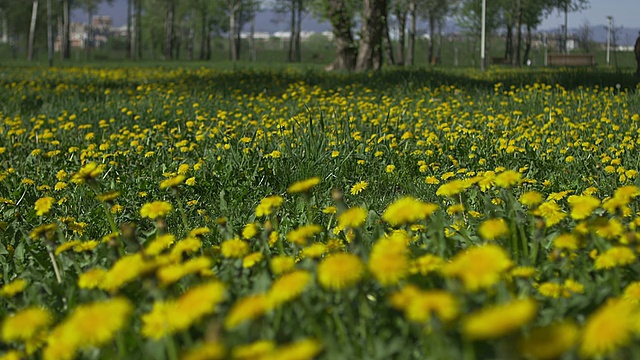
(0, 0, 588, 70)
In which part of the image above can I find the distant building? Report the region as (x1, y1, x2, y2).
(54, 15, 114, 51)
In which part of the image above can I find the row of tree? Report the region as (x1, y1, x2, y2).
(0, 0, 588, 70)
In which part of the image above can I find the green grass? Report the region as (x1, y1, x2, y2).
(1, 65, 640, 359)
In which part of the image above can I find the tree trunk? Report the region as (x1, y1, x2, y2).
(394, 6, 406, 66)
(126, 0, 132, 59)
(383, 12, 395, 65)
(504, 24, 512, 60)
(86, 0, 93, 60)
(188, 9, 195, 60)
(164, 0, 175, 60)
(0, 9, 7, 44)
(47, 0, 53, 66)
(28, 0, 38, 61)
(249, 3, 255, 61)
(295, 0, 302, 61)
(325, 0, 356, 71)
(199, 11, 207, 60)
(136, 0, 142, 59)
(229, 3, 238, 61)
(407, 0, 415, 66)
(355, 0, 387, 71)
(435, 18, 442, 65)
(62, 0, 70, 59)
(428, 13, 435, 65)
(288, 0, 295, 62)
(511, 0, 522, 67)
(523, 24, 532, 65)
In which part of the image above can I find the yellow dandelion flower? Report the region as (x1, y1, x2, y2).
(268, 270, 312, 307)
(519, 321, 579, 360)
(368, 235, 409, 286)
(462, 298, 537, 340)
(317, 252, 364, 291)
(263, 338, 322, 360)
(478, 218, 509, 241)
(594, 246, 636, 269)
(242, 223, 260, 239)
(221, 237, 250, 258)
(232, 340, 275, 360)
(322, 206, 337, 214)
(350, 181, 368, 195)
(580, 298, 638, 358)
(160, 175, 186, 189)
(553, 233, 580, 250)
(1, 307, 52, 342)
(242, 252, 263, 268)
(405, 290, 459, 323)
(382, 196, 439, 226)
(567, 195, 600, 220)
(623, 282, 640, 304)
(494, 170, 522, 188)
(510, 266, 536, 278)
(55, 240, 82, 256)
(224, 294, 272, 329)
(140, 201, 173, 219)
(286, 224, 322, 246)
(337, 207, 367, 228)
(182, 342, 226, 360)
(144, 234, 176, 256)
(410, 254, 444, 275)
(34, 197, 55, 216)
(300, 243, 327, 258)
(425, 176, 440, 184)
(441, 244, 513, 291)
(255, 195, 284, 217)
(71, 162, 104, 184)
(270, 256, 296, 275)
(0, 279, 27, 297)
(77, 268, 107, 289)
(519, 191, 543, 207)
(436, 179, 468, 197)
(288, 177, 320, 193)
(100, 253, 154, 292)
(538, 282, 563, 298)
(531, 201, 567, 227)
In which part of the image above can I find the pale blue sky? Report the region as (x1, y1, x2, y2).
(540, 0, 638, 30)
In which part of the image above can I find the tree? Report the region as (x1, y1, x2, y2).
(322, 0, 357, 70)
(27, 0, 38, 61)
(576, 19, 592, 53)
(355, 0, 388, 71)
(164, 0, 175, 59)
(226, 0, 242, 60)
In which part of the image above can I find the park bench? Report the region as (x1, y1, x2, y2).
(491, 57, 510, 65)
(546, 53, 596, 67)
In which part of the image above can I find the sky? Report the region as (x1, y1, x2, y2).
(540, 0, 638, 31)
(78, 0, 639, 33)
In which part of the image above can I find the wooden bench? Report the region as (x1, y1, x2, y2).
(491, 57, 510, 65)
(546, 53, 596, 67)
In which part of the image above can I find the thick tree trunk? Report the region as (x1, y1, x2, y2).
(355, 0, 387, 71)
(164, 0, 175, 60)
(86, 0, 93, 60)
(288, 0, 295, 62)
(407, 0, 415, 66)
(394, 7, 406, 65)
(136, 0, 142, 59)
(47, 0, 52, 66)
(126, 0, 132, 59)
(325, 0, 356, 71)
(295, 0, 302, 61)
(511, 0, 522, 67)
(428, 14, 435, 65)
(523, 24, 532, 65)
(199, 11, 207, 60)
(0, 9, 7, 44)
(249, 5, 255, 61)
(188, 9, 195, 60)
(504, 24, 512, 60)
(62, 0, 70, 59)
(383, 13, 395, 65)
(229, 4, 238, 61)
(27, 0, 38, 61)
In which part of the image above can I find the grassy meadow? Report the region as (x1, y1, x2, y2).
(1, 65, 640, 360)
